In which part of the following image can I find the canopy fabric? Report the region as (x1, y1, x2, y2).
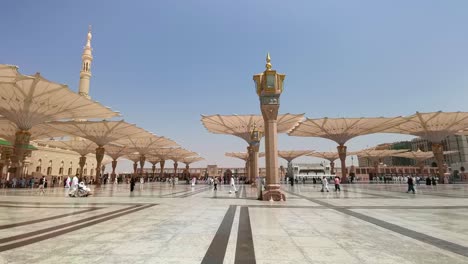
(44, 120, 147, 146)
(306, 151, 340, 162)
(181, 156, 204, 165)
(354, 148, 409, 159)
(0, 117, 68, 142)
(201, 114, 304, 143)
(124, 152, 142, 163)
(0, 64, 20, 83)
(168, 149, 198, 162)
(115, 133, 179, 155)
(288, 116, 406, 145)
(150, 148, 197, 162)
(146, 155, 162, 165)
(391, 149, 458, 162)
(382, 111, 468, 143)
(0, 67, 119, 130)
(104, 144, 131, 160)
(36, 138, 98, 156)
(225, 152, 265, 161)
(278, 150, 313, 162)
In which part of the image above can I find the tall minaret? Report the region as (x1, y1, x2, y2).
(78, 26, 93, 98)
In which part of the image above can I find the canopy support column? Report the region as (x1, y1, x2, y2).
(337, 144, 347, 183)
(95, 146, 105, 186)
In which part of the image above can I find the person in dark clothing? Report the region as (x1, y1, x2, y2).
(431, 177, 437, 186)
(426, 177, 431, 185)
(290, 176, 294, 186)
(130, 177, 136, 192)
(406, 177, 415, 194)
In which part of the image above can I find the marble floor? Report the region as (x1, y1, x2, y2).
(0, 182, 467, 264)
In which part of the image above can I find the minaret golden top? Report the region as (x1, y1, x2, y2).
(265, 52, 272, 70)
(86, 25, 92, 47)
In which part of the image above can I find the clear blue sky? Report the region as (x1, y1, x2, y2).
(2, 1, 468, 171)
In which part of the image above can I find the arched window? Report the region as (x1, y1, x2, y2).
(47, 160, 52, 175)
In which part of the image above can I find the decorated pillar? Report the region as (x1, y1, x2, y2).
(253, 53, 286, 201)
(337, 144, 347, 183)
(245, 159, 250, 182)
(13, 130, 31, 178)
(132, 162, 138, 177)
(152, 163, 156, 178)
(329, 160, 335, 174)
(432, 142, 445, 181)
(159, 160, 166, 178)
(111, 160, 118, 181)
(173, 161, 178, 185)
(139, 154, 146, 179)
(95, 146, 105, 185)
(79, 156, 87, 178)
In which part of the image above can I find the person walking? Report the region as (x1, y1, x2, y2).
(320, 176, 329, 192)
(38, 176, 46, 195)
(65, 176, 71, 188)
(229, 175, 237, 194)
(214, 177, 219, 191)
(130, 177, 136, 192)
(406, 176, 415, 194)
(334, 176, 341, 192)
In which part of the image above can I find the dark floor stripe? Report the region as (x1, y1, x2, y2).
(176, 186, 211, 198)
(201, 205, 237, 264)
(160, 186, 210, 197)
(235, 186, 242, 198)
(343, 189, 404, 199)
(0, 205, 103, 209)
(0, 207, 103, 230)
(235, 207, 255, 264)
(284, 189, 468, 258)
(0, 205, 141, 244)
(335, 208, 468, 257)
(0, 201, 150, 206)
(0, 204, 156, 252)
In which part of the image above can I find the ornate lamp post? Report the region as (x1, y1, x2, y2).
(249, 124, 262, 186)
(253, 53, 286, 201)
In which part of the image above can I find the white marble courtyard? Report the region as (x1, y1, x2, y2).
(0, 182, 467, 264)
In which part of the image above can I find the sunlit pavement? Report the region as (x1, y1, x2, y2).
(0, 182, 467, 264)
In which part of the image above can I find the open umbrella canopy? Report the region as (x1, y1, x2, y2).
(146, 154, 161, 165)
(124, 152, 142, 163)
(44, 120, 147, 146)
(354, 148, 409, 159)
(307, 151, 341, 162)
(169, 149, 198, 162)
(225, 152, 265, 161)
(201, 114, 304, 143)
(181, 156, 204, 166)
(0, 65, 119, 130)
(104, 143, 132, 160)
(278, 150, 314, 162)
(36, 138, 98, 156)
(151, 147, 185, 160)
(288, 116, 406, 145)
(0, 117, 67, 143)
(383, 112, 468, 142)
(115, 132, 179, 155)
(0, 64, 20, 83)
(391, 149, 458, 162)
